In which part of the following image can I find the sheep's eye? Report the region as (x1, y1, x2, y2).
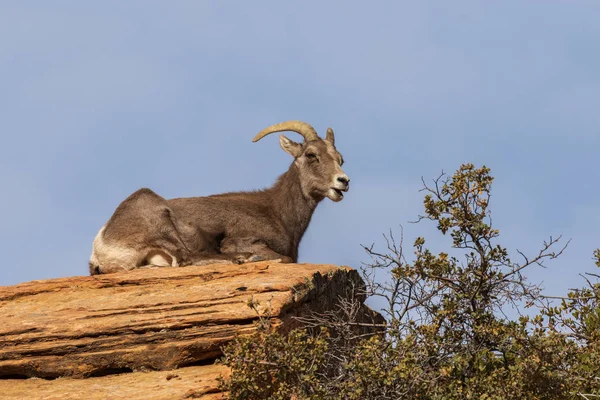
(306, 153, 318, 161)
(340, 158, 344, 166)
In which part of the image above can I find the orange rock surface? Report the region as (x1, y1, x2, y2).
(0, 364, 229, 400)
(0, 262, 381, 399)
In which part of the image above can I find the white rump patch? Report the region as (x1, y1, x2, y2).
(90, 226, 178, 271)
(145, 250, 177, 267)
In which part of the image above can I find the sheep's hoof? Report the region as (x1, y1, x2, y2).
(233, 254, 267, 264)
(274, 256, 293, 263)
(232, 254, 254, 264)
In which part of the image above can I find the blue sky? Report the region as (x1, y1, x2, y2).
(1, 2, 598, 304)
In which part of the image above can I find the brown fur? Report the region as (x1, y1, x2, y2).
(90, 124, 349, 275)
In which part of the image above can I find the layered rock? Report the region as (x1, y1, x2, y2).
(0, 262, 382, 399)
(0, 364, 229, 400)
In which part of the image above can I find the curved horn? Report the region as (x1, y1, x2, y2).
(252, 120, 319, 143)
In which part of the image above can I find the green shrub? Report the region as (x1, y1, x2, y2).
(219, 164, 600, 399)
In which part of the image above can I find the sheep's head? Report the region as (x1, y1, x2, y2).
(253, 121, 350, 202)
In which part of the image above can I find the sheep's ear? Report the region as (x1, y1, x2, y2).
(325, 127, 335, 145)
(279, 135, 302, 157)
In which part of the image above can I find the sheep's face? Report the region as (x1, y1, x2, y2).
(280, 134, 349, 202)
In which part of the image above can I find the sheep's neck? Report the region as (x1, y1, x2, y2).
(268, 163, 321, 259)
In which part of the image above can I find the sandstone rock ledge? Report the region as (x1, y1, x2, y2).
(0, 262, 382, 399)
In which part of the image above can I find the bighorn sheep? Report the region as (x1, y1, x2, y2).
(89, 120, 350, 275)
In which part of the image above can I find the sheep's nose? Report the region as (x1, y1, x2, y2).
(337, 176, 349, 185)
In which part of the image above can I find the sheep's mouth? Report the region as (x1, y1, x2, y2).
(328, 188, 346, 202)
(333, 188, 344, 198)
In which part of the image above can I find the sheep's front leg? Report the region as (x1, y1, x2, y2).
(186, 252, 257, 266)
(245, 249, 293, 264)
(220, 238, 293, 264)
